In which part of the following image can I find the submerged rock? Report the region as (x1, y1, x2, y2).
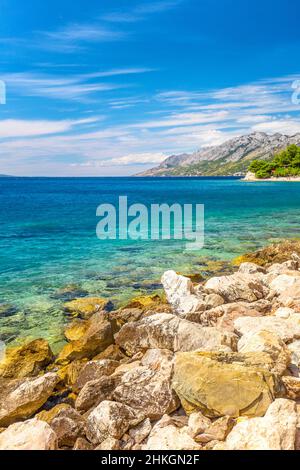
(172, 351, 277, 418)
(0, 418, 58, 450)
(0, 339, 54, 379)
(64, 297, 113, 320)
(51, 285, 88, 302)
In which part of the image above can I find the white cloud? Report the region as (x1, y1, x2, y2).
(0, 118, 100, 138)
(252, 119, 300, 135)
(1, 74, 300, 175)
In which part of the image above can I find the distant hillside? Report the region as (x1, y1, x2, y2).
(136, 132, 300, 177)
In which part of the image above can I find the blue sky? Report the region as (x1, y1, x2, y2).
(1, 0, 300, 175)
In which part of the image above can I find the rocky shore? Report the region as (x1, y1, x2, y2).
(2, 240, 300, 450)
(244, 171, 300, 182)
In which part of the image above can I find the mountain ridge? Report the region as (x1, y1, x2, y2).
(136, 132, 300, 177)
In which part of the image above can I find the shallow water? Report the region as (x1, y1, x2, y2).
(1, 176, 300, 349)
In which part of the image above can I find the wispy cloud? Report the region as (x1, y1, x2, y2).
(102, 0, 183, 23)
(0, 117, 100, 138)
(39, 23, 125, 53)
(2, 68, 155, 102)
(1, 74, 300, 175)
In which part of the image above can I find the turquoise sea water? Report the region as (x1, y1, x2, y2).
(1, 176, 300, 350)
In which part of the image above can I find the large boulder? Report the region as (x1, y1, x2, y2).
(75, 376, 119, 412)
(64, 297, 113, 320)
(161, 271, 205, 315)
(204, 272, 268, 303)
(73, 359, 119, 391)
(115, 313, 237, 356)
(112, 349, 179, 420)
(0, 372, 59, 427)
(224, 399, 297, 450)
(0, 339, 54, 379)
(57, 312, 115, 364)
(172, 351, 278, 418)
(0, 418, 58, 450)
(86, 400, 143, 445)
(234, 315, 300, 343)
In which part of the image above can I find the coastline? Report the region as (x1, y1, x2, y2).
(243, 171, 300, 182)
(1, 239, 300, 450)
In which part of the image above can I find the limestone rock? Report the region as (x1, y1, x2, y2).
(96, 437, 120, 450)
(0, 372, 59, 427)
(238, 263, 266, 275)
(161, 270, 205, 315)
(195, 416, 234, 443)
(75, 376, 118, 412)
(234, 315, 300, 343)
(93, 344, 125, 362)
(74, 359, 119, 391)
(237, 330, 291, 376)
(129, 418, 152, 444)
(204, 272, 268, 303)
(224, 399, 297, 450)
(37, 404, 85, 448)
(0, 418, 58, 450)
(142, 415, 201, 450)
(112, 349, 179, 420)
(115, 313, 237, 357)
(64, 321, 88, 342)
(277, 281, 300, 310)
(172, 351, 277, 418)
(86, 400, 143, 445)
(0, 339, 54, 379)
(270, 274, 300, 296)
(288, 340, 300, 368)
(188, 412, 211, 437)
(233, 241, 300, 267)
(282, 376, 300, 400)
(73, 437, 93, 450)
(204, 294, 224, 310)
(197, 301, 268, 331)
(57, 312, 115, 364)
(64, 297, 112, 320)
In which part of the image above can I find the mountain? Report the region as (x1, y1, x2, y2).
(136, 132, 300, 177)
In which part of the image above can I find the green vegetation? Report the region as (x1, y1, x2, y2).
(248, 144, 300, 179)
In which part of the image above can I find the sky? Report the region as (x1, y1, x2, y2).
(1, 0, 300, 176)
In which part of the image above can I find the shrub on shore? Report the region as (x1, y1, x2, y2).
(248, 144, 300, 178)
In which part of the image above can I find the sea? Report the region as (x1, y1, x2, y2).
(1, 176, 300, 350)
